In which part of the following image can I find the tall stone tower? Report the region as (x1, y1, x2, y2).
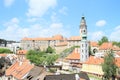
(80, 16, 89, 62)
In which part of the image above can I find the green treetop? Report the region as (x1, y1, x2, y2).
(102, 51, 117, 80)
(98, 36, 108, 45)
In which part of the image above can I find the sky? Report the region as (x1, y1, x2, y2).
(0, 0, 120, 41)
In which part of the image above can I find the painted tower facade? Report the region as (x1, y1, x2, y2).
(80, 16, 89, 62)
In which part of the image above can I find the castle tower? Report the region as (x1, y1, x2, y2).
(80, 16, 89, 62)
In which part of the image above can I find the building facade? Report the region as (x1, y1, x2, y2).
(67, 36, 81, 48)
(21, 35, 65, 51)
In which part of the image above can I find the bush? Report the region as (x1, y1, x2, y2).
(0, 48, 12, 53)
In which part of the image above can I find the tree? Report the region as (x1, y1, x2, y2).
(60, 46, 79, 58)
(45, 54, 59, 65)
(26, 50, 46, 65)
(89, 46, 93, 56)
(46, 46, 54, 53)
(26, 50, 58, 66)
(98, 36, 108, 45)
(112, 41, 120, 47)
(102, 51, 117, 80)
(0, 48, 12, 53)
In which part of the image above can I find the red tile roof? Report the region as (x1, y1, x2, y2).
(17, 50, 27, 55)
(6, 60, 34, 79)
(52, 34, 63, 40)
(90, 41, 99, 47)
(99, 42, 113, 50)
(22, 37, 53, 41)
(116, 51, 120, 56)
(84, 56, 104, 65)
(84, 56, 120, 68)
(0, 54, 7, 57)
(68, 36, 81, 41)
(66, 48, 80, 60)
(22, 35, 64, 41)
(99, 42, 120, 51)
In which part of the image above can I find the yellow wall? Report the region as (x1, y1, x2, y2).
(81, 64, 104, 75)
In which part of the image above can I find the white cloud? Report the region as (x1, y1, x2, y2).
(26, 0, 57, 17)
(27, 18, 38, 22)
(59, 6, 68, 15)
(50, 23, 62, 28)
(1, 17, 69, 41)
(51, 12, 58, 22)
(11, 17, 19, 23)
(4, 0, 14, 7)
(1, 17, 27, 40)
(96, 20, 106, 27)
(110, 25, 120, 41)
(3, 17, 19, 27)
(35, 22, 70, 37)
(88, 31, 105, 41)
(115, 25, 120, 30)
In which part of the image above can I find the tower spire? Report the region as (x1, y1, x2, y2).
(80, 16, 89, 62)
(80, 16, 86, 28)
(80, 16, 87, 41)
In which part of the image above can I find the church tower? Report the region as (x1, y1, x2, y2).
(80, 16, 89, 62)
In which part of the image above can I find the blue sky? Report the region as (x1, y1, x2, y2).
(0, 0, 120, 41)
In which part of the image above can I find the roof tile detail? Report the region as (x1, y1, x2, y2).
(84, 56, 104, 65)
(6, 60, 34, 79)
(22, 34, 64, 41)
(68, 36, 81, 41)
(66, 48, 80, 60)
(90, 41, 99, 47)
(99, 42, 120, 51)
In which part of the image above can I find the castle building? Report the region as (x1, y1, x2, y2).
(80, 16, 89, 62)
(21, 35, 65, 51)
(67, 36, 81, 48)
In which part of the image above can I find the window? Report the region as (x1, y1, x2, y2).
(27, 44, 30, 47)
(86, 44, 87, 47)
(86, 55, 88, 59)
(82, 44, 84, 47)
(82, 49, 84, 53)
